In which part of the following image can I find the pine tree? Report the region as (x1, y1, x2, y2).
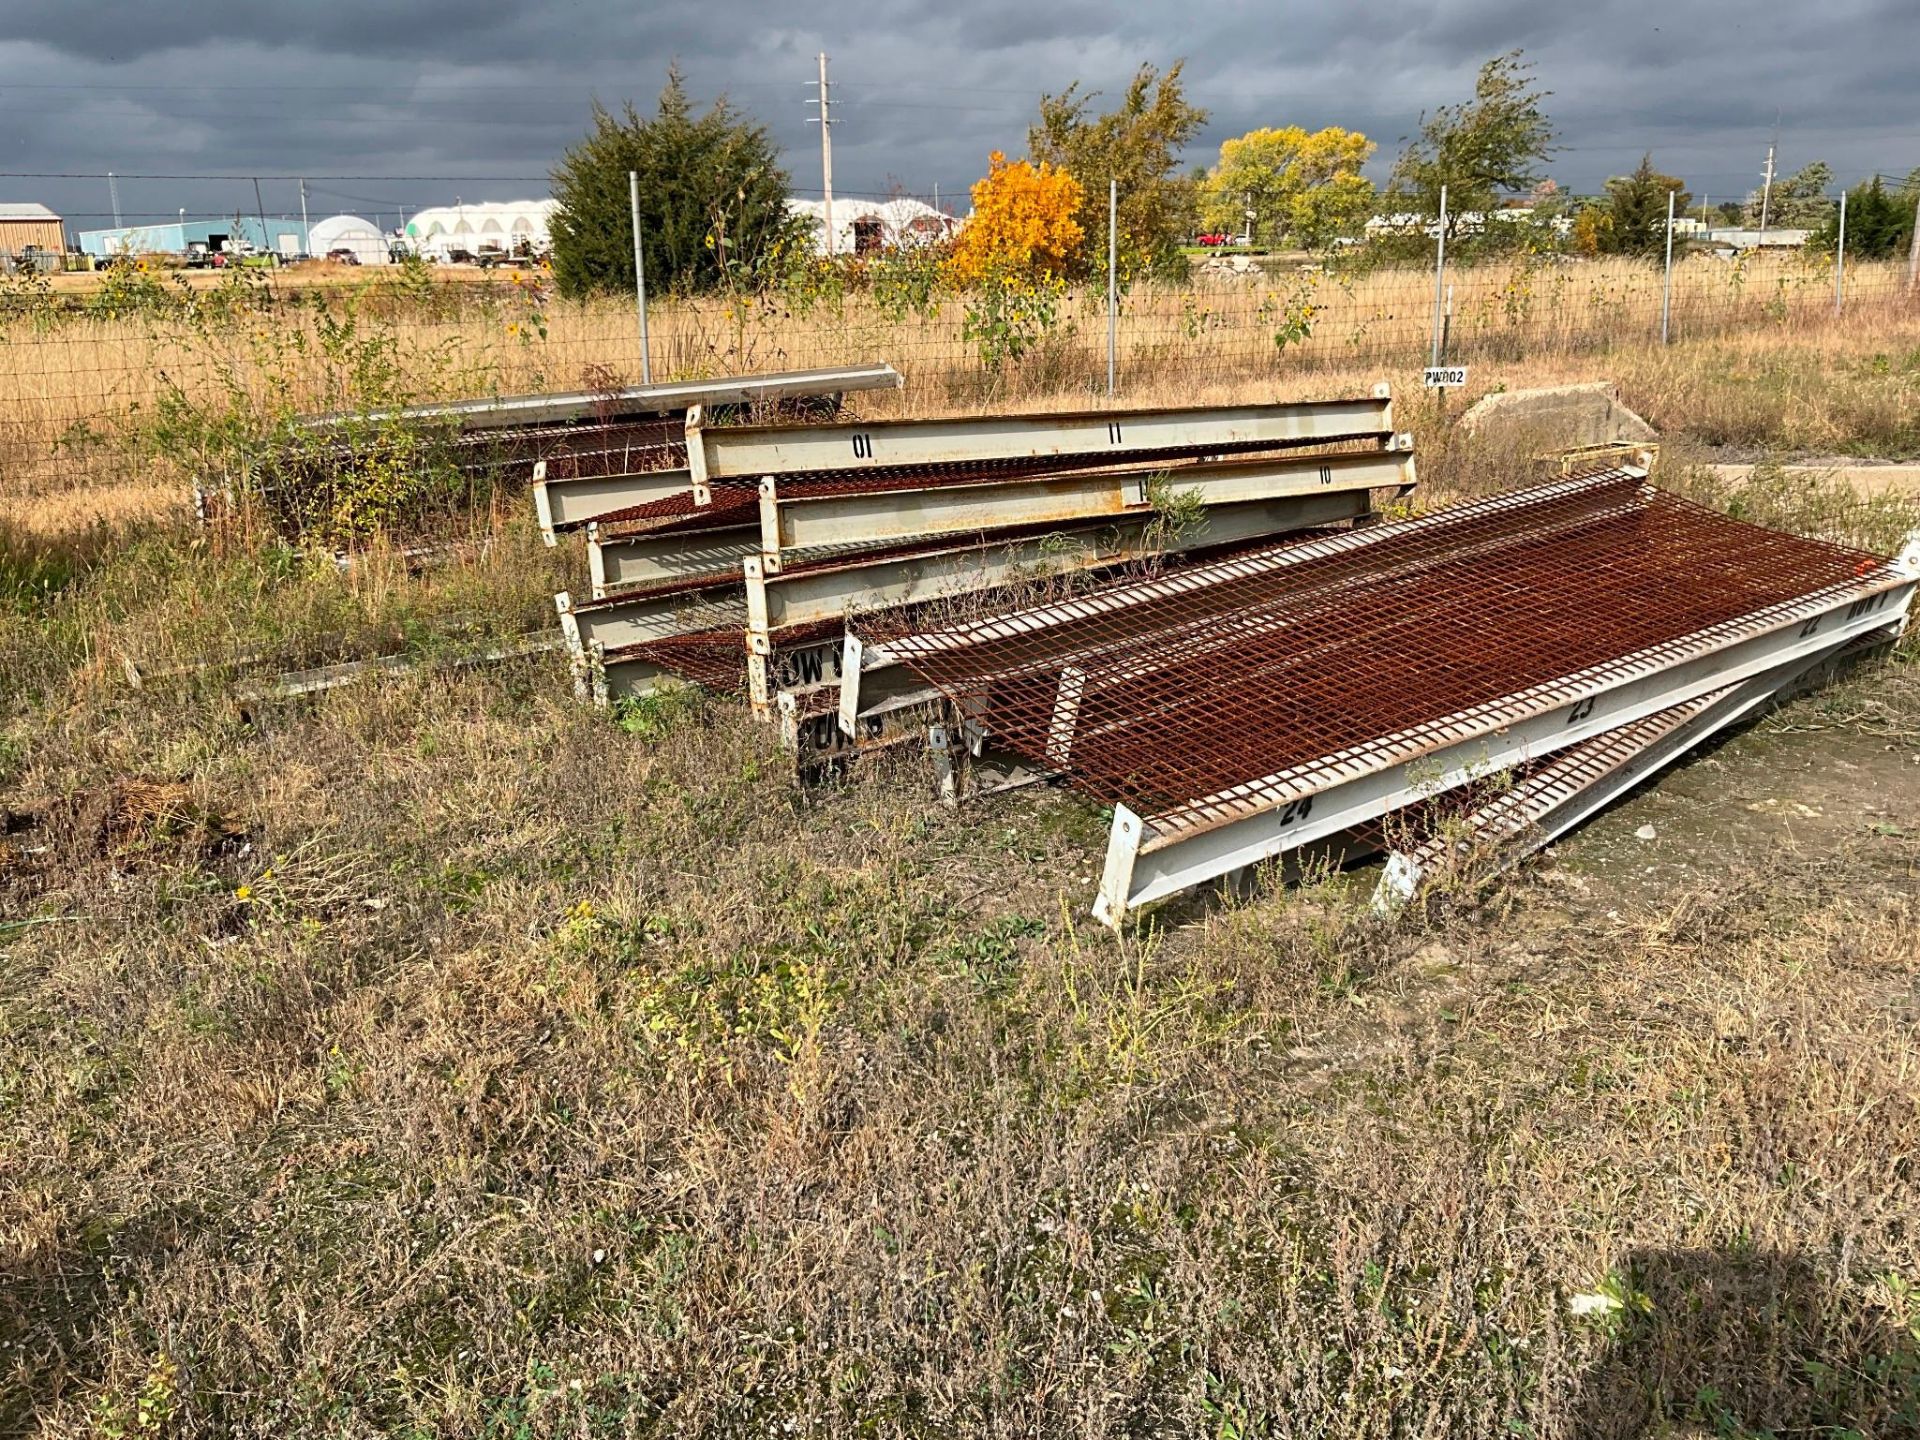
(1599, 155, 1690, 258)
(549, 70, 801, 299)
(1811, 177, 1916, 259)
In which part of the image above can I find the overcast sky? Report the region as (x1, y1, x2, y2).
(3, 0, 1914, 237)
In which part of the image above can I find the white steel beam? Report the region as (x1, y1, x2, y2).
(687, 387, 1395, 502)
(589, 523, 759, 595)
(1093, 560, 1919, 926)
(304, 362, 901, 434)
(533, 462, 692, 545)
(597, 631, 843, 707)
(756, 444, 1412, 569)
(556, 579, 746, 663)
(1370, 627, 1896, 911)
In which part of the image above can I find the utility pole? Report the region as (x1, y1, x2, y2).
(1757, 138, 1776, 246)
(810, 52, 835, 256)
(252, 177, 269, 255)
(299, 179, 310, 258)
(107, 171, 121, 228)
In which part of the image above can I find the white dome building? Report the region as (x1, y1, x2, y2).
(404, 200, 557, 263)
(786, 197, 958, 257)
(307, 214, 391, 265)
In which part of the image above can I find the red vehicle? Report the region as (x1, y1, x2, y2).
(1196, 232, 1231, 247)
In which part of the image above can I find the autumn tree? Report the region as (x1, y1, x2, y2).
(1201, 126, 1377, 250)
(548, 69, 800, 299)
(1388, 49, 1556, 241)
(1594, 154, 1691, 257)
(947, 151, 1086, 282)
(1029, 61, 1208, 279)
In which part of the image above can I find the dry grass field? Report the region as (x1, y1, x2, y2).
(3, 267, 1920, 1437)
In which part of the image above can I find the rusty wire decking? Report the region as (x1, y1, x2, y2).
(860, 470, 1906, 831)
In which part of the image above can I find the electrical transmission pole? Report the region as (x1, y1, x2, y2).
(811, 52, 836, 256)
(107, 171, 121, 228)
(299, 179, 310, 258)
(1757, 135, 1776, 246)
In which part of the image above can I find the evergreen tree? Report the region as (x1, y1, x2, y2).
(1810, 177, 1917, 259)
(1598, 154, 1690, 257)
(549, 70, 801, 299)
(1744, 161, 1833, 229)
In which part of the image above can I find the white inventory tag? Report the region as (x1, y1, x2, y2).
(1424, 365, 1469, 389)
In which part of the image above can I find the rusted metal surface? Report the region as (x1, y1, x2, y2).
(512, 418, 684, 481)
(862, 470, 1900, 824)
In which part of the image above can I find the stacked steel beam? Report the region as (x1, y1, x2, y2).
(849, 469, 1919, 924)
(200, 364, 903, 538)
(547, 388, 1419, 751)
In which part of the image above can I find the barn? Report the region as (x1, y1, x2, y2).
(0, 203, 65, 257)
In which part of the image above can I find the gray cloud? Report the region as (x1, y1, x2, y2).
(1, 0, 1913, 239)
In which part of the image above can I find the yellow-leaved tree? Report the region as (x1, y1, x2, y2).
(949, 151, 1086, 282)
(1200, 126, 1377, 250)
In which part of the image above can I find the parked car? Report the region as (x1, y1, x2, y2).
(326, 248, 361, 265)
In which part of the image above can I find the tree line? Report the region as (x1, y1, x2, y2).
(547, 53, 1919, 300)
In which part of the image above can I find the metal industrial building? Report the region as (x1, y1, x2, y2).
(0, 203, 66, 255)
(77, 216, 308, 260)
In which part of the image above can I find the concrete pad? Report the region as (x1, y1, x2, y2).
(1459, 381, 1658, 449)
(1707, 463, 1920, 499)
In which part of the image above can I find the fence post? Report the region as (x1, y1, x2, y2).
(1908, 198, 1920, 293)
(1660, 189, 1676, 345)
(1833, 189, 1846, 316)
(629, 170, 652, 385)
(1430, 185, 1448, 368)
(1107, 178, 1117, 397)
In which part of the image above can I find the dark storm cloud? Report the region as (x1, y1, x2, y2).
(2, 0, 1914, 239)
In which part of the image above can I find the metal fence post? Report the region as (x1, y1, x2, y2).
(629, 169, 652, 385)
(1107, 178, 1117, 397)
(1833, 189, 1846, 316)
(1908, 198, 1920, 293)
(1430, 185, 1448, 368)
(1660, 190, 1676, 345)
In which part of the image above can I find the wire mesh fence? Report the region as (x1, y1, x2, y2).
(2, 249, 1915, 501)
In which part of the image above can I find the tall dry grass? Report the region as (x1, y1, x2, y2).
(5, 270, 1920, 1435)
(3, 254, 1914, 500)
